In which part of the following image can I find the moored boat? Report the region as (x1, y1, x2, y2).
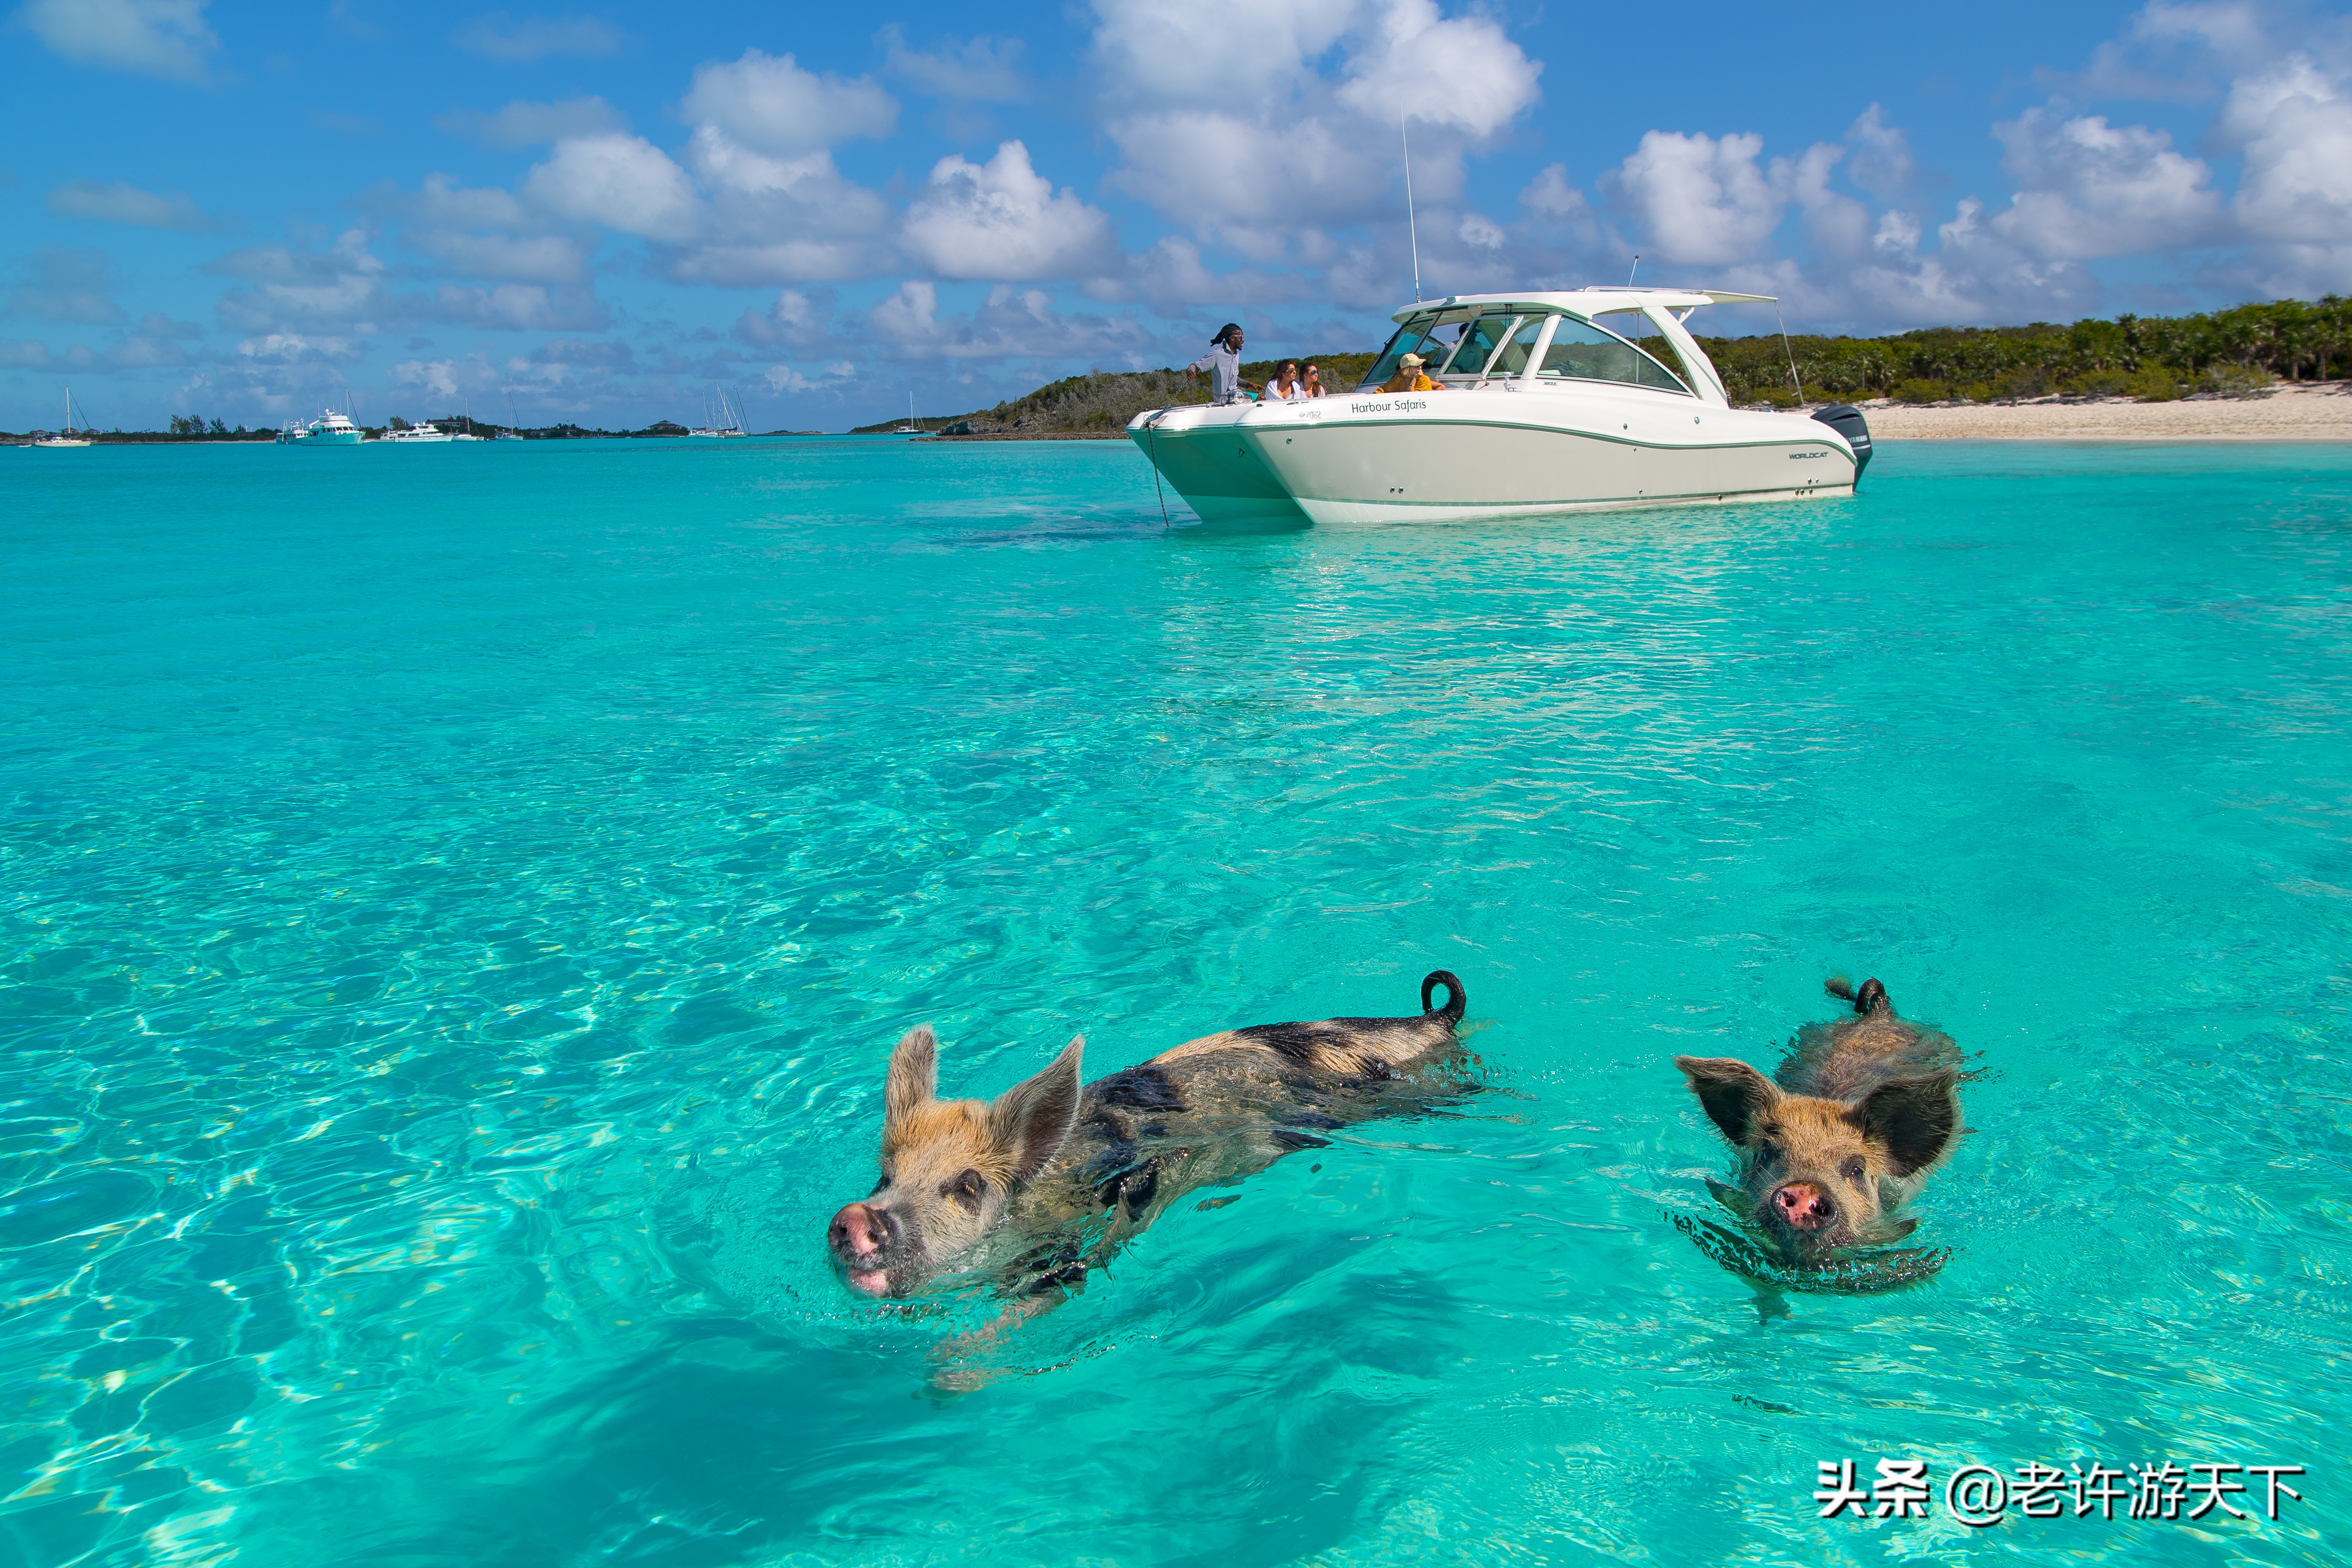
(33, 387, 93, 447)
(1130, 288, 1871, 525)
(688, 385, 749, 438)
(379, 420, 452, 444)
(277, 408, 364, 446)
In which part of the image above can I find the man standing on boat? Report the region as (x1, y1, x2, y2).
(1185, 324, 1260, 406)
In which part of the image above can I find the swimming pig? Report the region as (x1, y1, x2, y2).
(827, 971, 1469, 1300)
(1675, 978, 1962, 1265)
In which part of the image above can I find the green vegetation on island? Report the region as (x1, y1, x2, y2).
(1699, 294, 2351, 406)
(851, 295, 2350, 436)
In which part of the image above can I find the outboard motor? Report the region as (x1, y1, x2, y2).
(1810, 404, 1872, 482)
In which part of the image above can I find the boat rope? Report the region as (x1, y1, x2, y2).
(1774, 301, 1805, 405)
(1144, 410, 1172, 529)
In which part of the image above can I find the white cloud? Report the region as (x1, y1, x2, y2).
(901, 141, 1119, 282)
(2221, 54, 2352, 243)
(409, 231, 590, 284)
(1987, 108, 2222, 258)
(453, 11, 622, 61)
(210, 229, 390, 331)
(1092, 0, 1542, 241)
(1612, 131, 1784, 268)
(877, 26, 1025, 101)
(1458, 213, 1505, 249)
(18, 0, 216, 83)
(1335, 0, 1540, 139)
(45, 179, 214, 230)
(393, 174, 532, 232)
(1084, 235, 1311, 306)
(436, 96, 626, 148)
(1843, 104, 1916, 202)
(393, 358, 462, 400)
(680, 49, 896, 158)
(867, 280, 1155, 360)
(523, 134, 700, 241)
(664, 127, 893, 283)
(1519, 165, 1589, 221)
(236, 332, 360, 365)
(5, 247, 123, 324)
(734, 288, 830, 346)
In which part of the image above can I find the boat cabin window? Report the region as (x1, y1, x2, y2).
(1359, 309, 1471, 390)
(1487, 314, 1549, 377)
(1537, 316, 1691, 394)
(1591, 308, 1703, 393)
(1435, 313, 1522, 378)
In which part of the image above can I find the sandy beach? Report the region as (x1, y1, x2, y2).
(1858, 380, 2352, 440)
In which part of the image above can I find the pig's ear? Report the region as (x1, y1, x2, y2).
(992, 1036, 1083, 1179)
(1675, 1057, 1777, 1146)
(885, 1025, 938, 1127)
(1852, 1071, 1960, 1177)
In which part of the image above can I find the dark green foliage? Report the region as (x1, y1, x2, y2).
(1700, 294, 2348, 404)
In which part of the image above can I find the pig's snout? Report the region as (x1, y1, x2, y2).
(1771, 1181, 1836, 1231)
(829, 1202, 885, 1259)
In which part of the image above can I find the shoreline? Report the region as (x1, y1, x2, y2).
(922, 381, 2352, 444)
(1855, 380, 2352, 441)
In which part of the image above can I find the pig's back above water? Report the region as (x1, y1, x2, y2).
(1775, 1016, 1961, 1103)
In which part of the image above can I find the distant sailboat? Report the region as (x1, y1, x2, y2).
(495, 391, 525, 439)
(688, 385, 748, 438)
(33, 387, 93, 447)
(893, 392, 920, 435)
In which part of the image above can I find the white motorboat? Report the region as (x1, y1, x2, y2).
(1129, 288, 1871, 524)
(33, 387, 93, 446)
(379, 420, 451, 444)
(277, 408, 364, 446)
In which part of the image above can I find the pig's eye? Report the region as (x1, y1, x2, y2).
(942, 1168, 987, 1209)
(870, 1172, 891, 1196)
(1840, 1157, 1866, 1185)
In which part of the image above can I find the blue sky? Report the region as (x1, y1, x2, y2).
(3, 0, 2348, 430)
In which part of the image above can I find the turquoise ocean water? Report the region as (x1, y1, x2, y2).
(4, 436, 2349, 1566)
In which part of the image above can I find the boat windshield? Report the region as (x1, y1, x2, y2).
(1487, 315, 1549, 377)
(1436, 314, 1523, 378)
(1358, 309, 1470, 390)
(1537, 316, 1691, 394)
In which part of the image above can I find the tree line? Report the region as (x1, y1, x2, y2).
(1699, 295, 2351, 406)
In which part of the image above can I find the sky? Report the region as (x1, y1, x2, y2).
(2, 0, 2349, 431)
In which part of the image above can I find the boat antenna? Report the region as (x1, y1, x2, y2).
(1402, 116, 1422, 303)
(1773, 299, 1805, 405)
(1627, 255, 1640, 287)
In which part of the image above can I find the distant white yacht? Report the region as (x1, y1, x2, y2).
(380, 420, 452, 444)
(277, 408, 363, 446)
(33, 387, 93, 447)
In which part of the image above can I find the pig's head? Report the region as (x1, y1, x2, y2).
(1674, 1056, 1959, 1261)
(827, 1025, 1083, 1299)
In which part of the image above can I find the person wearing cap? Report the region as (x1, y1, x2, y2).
(1380, 353, 1446, 393)
(1185, 323, 1261, 406)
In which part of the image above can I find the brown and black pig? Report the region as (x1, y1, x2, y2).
(828, 971, 1470, 1300)
(1675, 977, 1963, 1266)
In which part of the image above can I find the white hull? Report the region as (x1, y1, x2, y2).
(1131, 388, 1857, 526)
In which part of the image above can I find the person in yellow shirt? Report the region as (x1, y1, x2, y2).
(1379, 353, 1445, 393)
